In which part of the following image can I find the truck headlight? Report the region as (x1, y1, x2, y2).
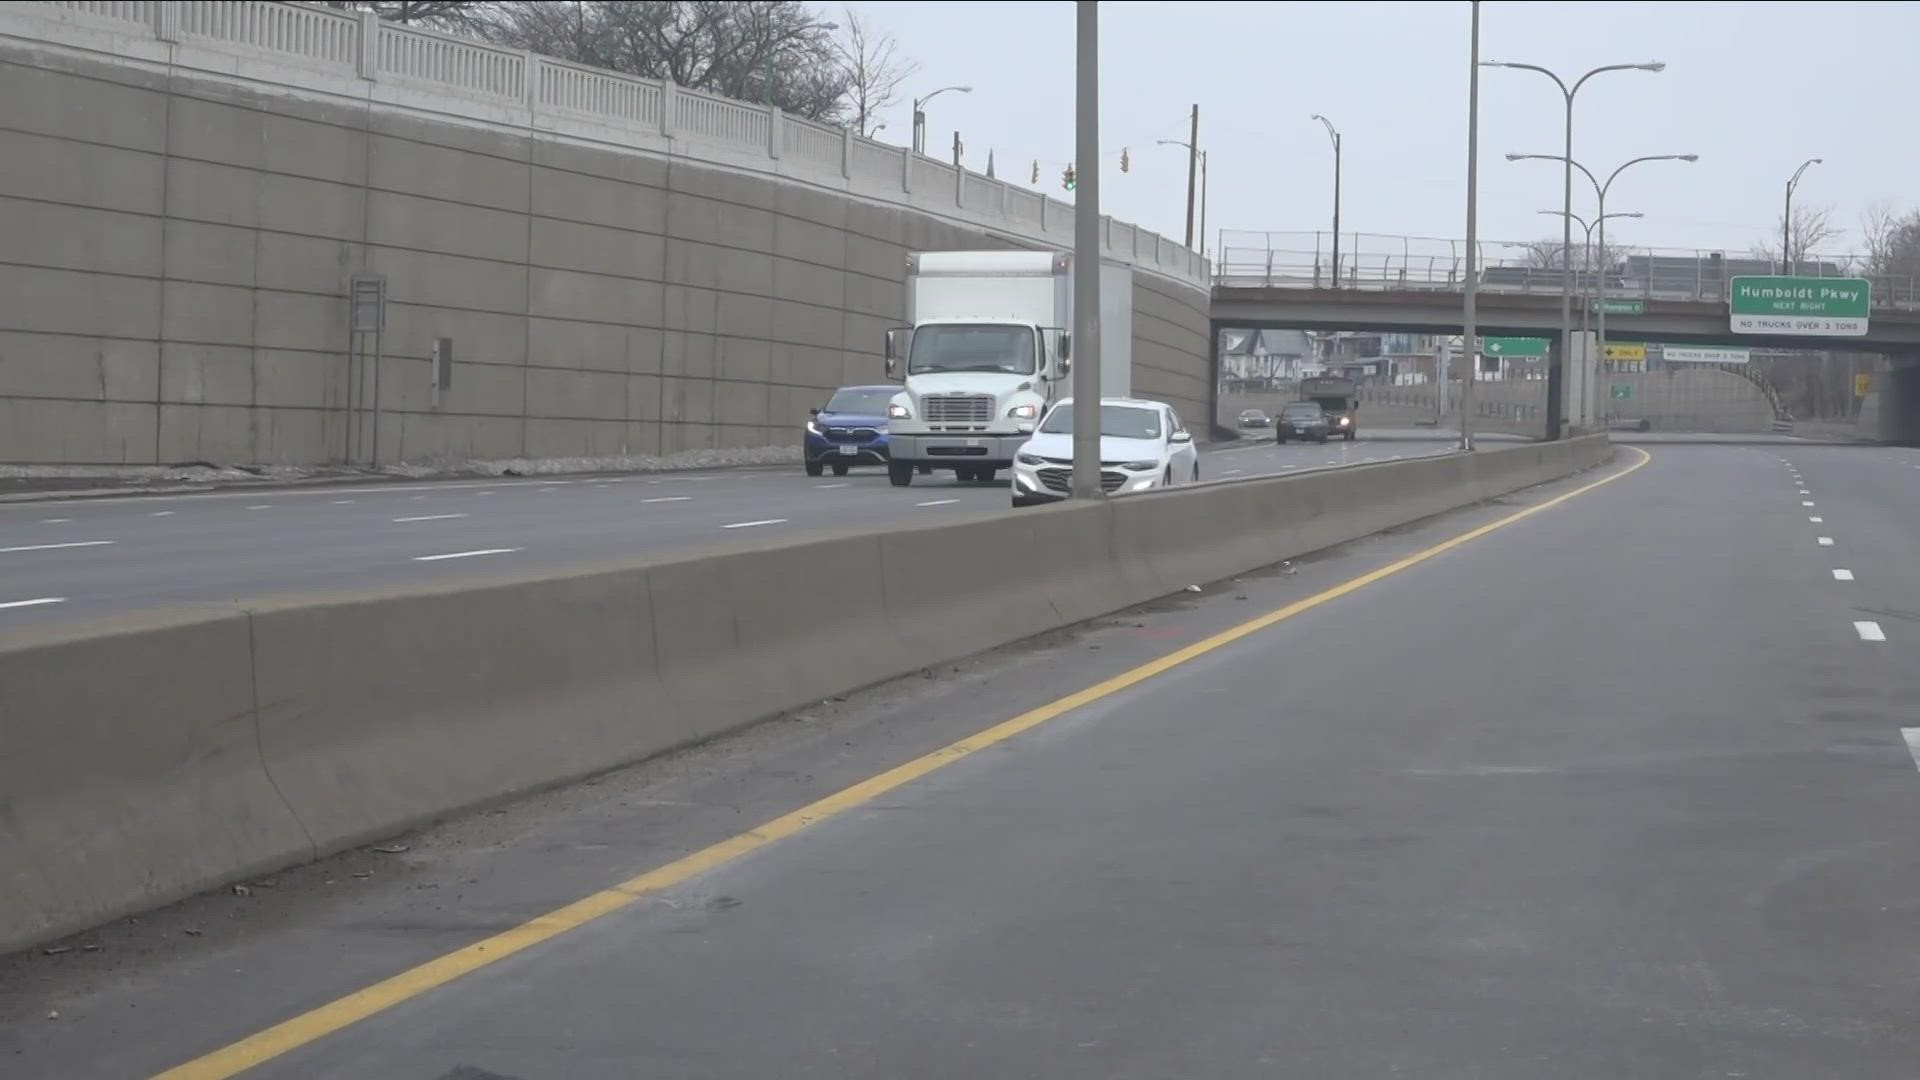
(1007, 403, 1038, 420)
(887, 402, 912, 420)
(1016, 452, 1046, 466)
(1337, 415, 1350, 426)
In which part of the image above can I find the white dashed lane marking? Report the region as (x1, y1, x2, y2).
(393, 514, 469, 523)
(916, 499, 960, 507)
(0, 597, 65, 610)
(246, 505, 272, 511)
(38, 518, 71, 524)
(1902, 729, 1920, 773)
(0, 540, 116, 554)
(1818, 537, 1835, 546)
(1854, 621, 1887, 643)
(1833, 569, 1854, 581)
(722, 519, 787, 530)
(1810, 516, 1823, 523)
(414, 548, 520, 562)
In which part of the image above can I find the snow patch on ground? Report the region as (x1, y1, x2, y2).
(384, 445, 801, 478)
(0, 446, 801, 487)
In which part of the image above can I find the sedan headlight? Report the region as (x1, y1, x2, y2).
(1121, 460, 1160, 472)
(1016, 452, 1046, 466)
(1007, 403, 1038, 420)
(887, 402, 912, 420)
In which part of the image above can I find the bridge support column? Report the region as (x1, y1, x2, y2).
(1862, 359, 1920, 445)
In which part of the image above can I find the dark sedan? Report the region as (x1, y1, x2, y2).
(1274, 403, 1331, 444)
(1237, 409, 1272, 428)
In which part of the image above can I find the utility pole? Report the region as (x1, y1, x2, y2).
(952, 130, 962, 168)
(1183, 104, 1199, 249)
(1071, 0, 1102, 499)
(1460, 1, 1479, 451)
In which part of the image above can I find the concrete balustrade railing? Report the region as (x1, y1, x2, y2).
(14, 0, 1206, 286)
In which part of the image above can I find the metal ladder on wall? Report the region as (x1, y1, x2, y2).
(346, 274, 386, 466)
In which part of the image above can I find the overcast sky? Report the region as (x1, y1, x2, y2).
(844, 0, 1920, 265)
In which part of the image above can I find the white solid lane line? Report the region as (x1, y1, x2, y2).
(641, 496, 693, 504)
(414, 548, 521, 562)
(1903, 729, 1920, 773)
(393, 513, 469, 523)
(1854, 621, 1887, 642)
(722, 519, 787, 529)
(1833, 569, 1855, 581)
(0, 597, 65, 610)
(1818, 537, 1835, 546)
(0, 540, 116, 554)
(916, 499, 960, 507)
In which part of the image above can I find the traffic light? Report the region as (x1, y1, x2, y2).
(1120, 147, 1130, 173)
(1062, 164, 1076, 191)
(1031, 160, 1039, 184)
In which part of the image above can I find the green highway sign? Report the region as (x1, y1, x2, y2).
(1729, 276, 1870, 337)
(1591, 298, 1644, 315)
(1610, 384, 1632, 400)
(1482, 336, 1550, 358)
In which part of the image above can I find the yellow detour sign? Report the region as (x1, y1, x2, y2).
(1854, 373, 1872, 398)
(1602, 342, 1647, 362)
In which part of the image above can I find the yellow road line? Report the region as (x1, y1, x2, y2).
(153, 446, 1651, 1079)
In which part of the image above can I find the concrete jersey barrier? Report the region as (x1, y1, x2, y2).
(0, 436, 1610, 952)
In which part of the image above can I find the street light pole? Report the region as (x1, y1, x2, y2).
(1483, 59, 1664, 440)
(1070, 0, 1101, 500)
(1312, 115, 1341, 288)
(1784, 157, 1822, 274)
(1182, 104, 1200, 249)
(1538, 209, 1643, 365)
(910, 84, 972, 155)
(1510, 150, 1693, 430)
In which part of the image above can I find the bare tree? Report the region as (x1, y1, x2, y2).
(1519, 238, 1570, 270)
(1752, 203, 1842, 268)
(1861, 200, 1920, 279)
(315, 0, 495, 33)
(835, 7, 917, 138)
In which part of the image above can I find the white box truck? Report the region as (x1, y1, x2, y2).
(882, 250, 1133, 486)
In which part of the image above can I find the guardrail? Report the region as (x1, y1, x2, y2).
(7, 1, 1207, 286)
(1216, 230, 1920, 309)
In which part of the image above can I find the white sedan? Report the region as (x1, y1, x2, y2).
(1010, 397, 1200, 507)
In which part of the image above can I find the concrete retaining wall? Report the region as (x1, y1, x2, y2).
(0, 436, 1610, 952)
(0, 14, 1210, 466)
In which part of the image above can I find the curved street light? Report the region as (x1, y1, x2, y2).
(1483, 59, 1663, 438)
(1310, 114, 1342, 288)
(911, 85, 972, 155)
(1538, 208, 1644, 351)
(1510, 152, 1696, 400)
(1783, 157, 1822, 273)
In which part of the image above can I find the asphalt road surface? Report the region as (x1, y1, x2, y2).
(0, 431, 1475, 628)
(6, 441, 1918, 1078)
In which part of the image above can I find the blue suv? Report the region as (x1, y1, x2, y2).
(805, 385, 898, 476)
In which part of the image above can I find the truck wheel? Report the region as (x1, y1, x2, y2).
(804, 459, 824, 477)
(1276, 436, 1287, 444)
(1191, 463, 1200, 484)
(1164, 466, 1174, 487)
(831, 462, 850, 476)
(888, 460, 914, 487)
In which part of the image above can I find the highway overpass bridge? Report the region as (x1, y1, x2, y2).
(1210, 233, 1920, 441)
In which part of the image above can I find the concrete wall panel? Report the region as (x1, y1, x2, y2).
(1, 196, 162, 277)
(0, 333, 158, 403)
(0, 130, 163, 214)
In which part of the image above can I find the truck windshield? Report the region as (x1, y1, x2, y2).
(1039, 405, 1161, 440)
(909, 324, 1036, 376)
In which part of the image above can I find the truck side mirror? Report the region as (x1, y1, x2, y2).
(1057, 331, 1072, 361)
(884, 328, 910, 378)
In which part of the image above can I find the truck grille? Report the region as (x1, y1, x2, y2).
(921, 394, 994, 423)
(1036, 467, 1126, 494)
